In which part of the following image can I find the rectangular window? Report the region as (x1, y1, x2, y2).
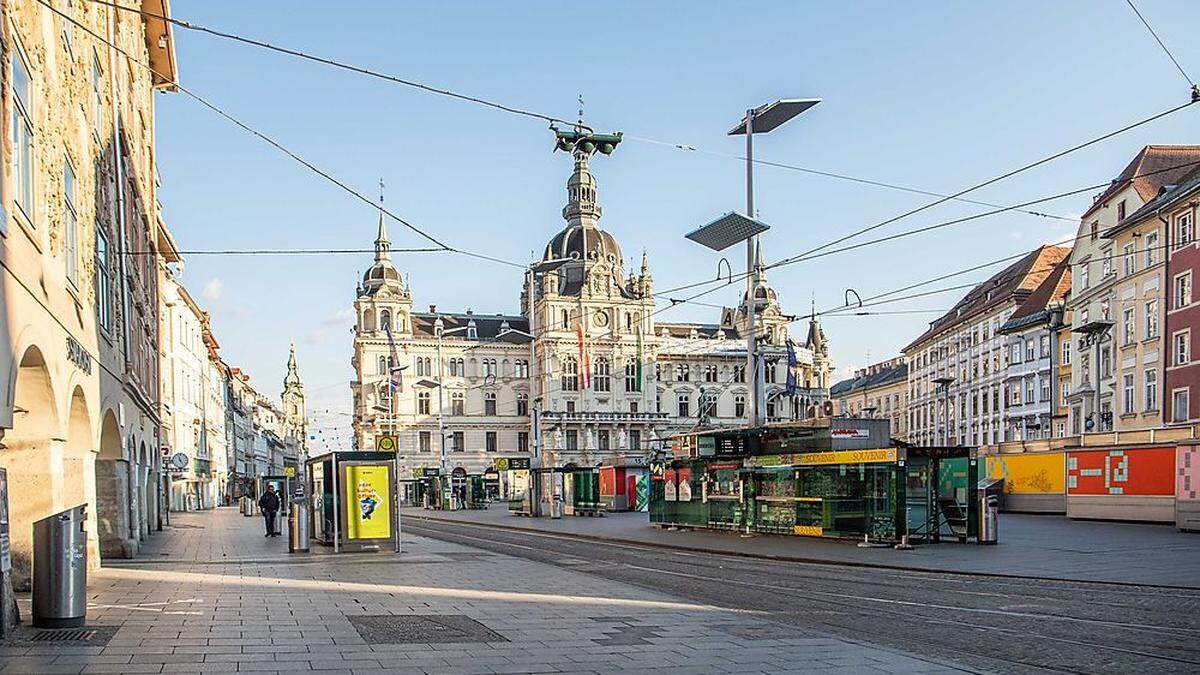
(418, 431, 431, 453)
(1173, 389, 1190, 423)
(1080, 264, 1089, 290)
(1011, 343, 1022, 364)
(1122, 308, 1135, 346)
(565, 430, 578, 451)
(1146, 230, 1160, 266)
(629, 400, 638, 414)
(451, 431, 464, 452)
(1144, 370, 1157, 412)
(1175, 272, 1192, 309)
(1040, 335, 1049, 358)
(1176, 213, 1194, 250)
(1061, 382, 1070, 407)
(1146, 300, 1159, 338)
(1024, 379, 1035, 404)
(1101, 347, 1111, 379)
(517, 432, 528, 453)
(95, 224, 111, 331)
(677, 393, 689, 418)
(485, 431, 497, 452)
(1123, 374, 1135, 415)
(598, 429, 609, 451)
(1025, 338, 1035, 362)
(12, 42, 34, 224)
(1175, 331, 1190, 366)
(733, 365, 745, 383)
(91, 51, 103, 137)
(1041, 377, 1050, 402)
(629, 429, 641, 450)
(516, 395, 528, 417)
(1117, 200, 1126, 221)
(1062, 339, 1071, 365)
(1102, 250, 1113, 277)
(1123, 242, 1135, 277)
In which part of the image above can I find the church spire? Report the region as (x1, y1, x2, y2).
(284, 343, 302, 389)
(374, 178, 390, 262)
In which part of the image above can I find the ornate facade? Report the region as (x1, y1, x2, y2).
(350, 145, 830, 476)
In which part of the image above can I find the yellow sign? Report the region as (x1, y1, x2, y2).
(985, 453, 1064, 495)
(375, 435, 398, 452)
(796, 448, 897, 466)
(793, 525, 823, 536)
(344, 464, 392, 540)
(283, 467, 295, 478)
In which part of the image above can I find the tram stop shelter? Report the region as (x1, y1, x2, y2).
(305, 452, 400, 553)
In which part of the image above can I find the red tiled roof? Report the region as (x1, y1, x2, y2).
(902, 245, 1070, 353)
(1080, 145, 1200, 221)
(999, 256, 1071, 333)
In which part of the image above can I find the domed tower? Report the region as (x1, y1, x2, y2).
(531, 128, 660, 468)
(356, 207, 413, 338)
(281, 344, 307, 454)
(734, 241, 788, 345)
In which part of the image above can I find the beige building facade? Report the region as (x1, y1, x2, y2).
(830, 357, 908, 440)
(351, 145, 830, 479)
(0, 0, 176, 585)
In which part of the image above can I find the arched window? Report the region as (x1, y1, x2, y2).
(516, 392, 528, 416)
(363, 309, 375, 332)
(378, 356, 388, 375)
(423, 357, 432, 375)
(484, 392, 497, 416)
(734, 394, 746, 418)
(625, 312, 632, 332)
(414, 356, 424, 376)
(562, 356, 579, 391)
(416, 391, 430, 415)
(379, 309, 391, 331)
(561, 309, 570, 329)
(593, 357, 611, 392)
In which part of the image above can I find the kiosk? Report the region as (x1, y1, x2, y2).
(305, 452, 400, 553)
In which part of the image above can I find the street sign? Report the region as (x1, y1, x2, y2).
(375, 435, 398, 452)
(495, 457, 530, 471)
(283, 467, 296, 478)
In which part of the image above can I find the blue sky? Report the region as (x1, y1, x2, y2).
(155, 1, 1200, 442)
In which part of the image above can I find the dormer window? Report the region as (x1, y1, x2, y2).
(467, 320, 478, 339)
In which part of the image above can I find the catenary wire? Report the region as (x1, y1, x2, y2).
(1124, 0, 1196, 88)
(79, 0, 584, 131)
(48, 0, 528, 270)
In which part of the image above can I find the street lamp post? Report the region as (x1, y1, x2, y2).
(432, 322, 470, 476)
(687, 99, 820, 427)
(933, 376, 955, 446)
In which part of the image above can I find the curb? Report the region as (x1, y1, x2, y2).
(403, 512, 1200, 591)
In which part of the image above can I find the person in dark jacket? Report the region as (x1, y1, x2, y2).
(258, 484, 281, 537)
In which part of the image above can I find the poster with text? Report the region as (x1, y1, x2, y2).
(344, 464, 393, 539)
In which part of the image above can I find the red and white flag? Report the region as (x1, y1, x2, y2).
(577, 321, 591, 389)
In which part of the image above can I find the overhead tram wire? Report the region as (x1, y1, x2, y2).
(624, 135, 1077, 222)
(79, 0, 583, 131)
(649, 157, 1200, 317)
(1124, 0, 1196, 89)
(82, 0, 1107, 230)
(46, 0, 528, 271)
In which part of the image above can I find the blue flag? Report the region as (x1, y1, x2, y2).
(786, 339, 799, 396)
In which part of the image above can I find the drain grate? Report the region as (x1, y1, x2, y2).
(348, 614, 507, 645)
(31, 629, 97, 642)
(18, 625, 118, 647)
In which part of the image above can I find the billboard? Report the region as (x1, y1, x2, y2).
(1067, 448, 1174, 496)
(343, 464, 393, 540)
(986, 453, 1065, 495)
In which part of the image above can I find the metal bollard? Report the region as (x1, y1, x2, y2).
(288, 500, 310, 553)
(32, 505, 88, 628)
(978, 494, 999, 544)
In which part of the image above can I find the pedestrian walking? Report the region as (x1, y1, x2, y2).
(258, 484, 281, 537)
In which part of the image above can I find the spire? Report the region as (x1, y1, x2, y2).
(640, 250, 650, 276)
(284, 343, 301, 388)
(562, 149, 602, 226)
(374, 178, 390, 262)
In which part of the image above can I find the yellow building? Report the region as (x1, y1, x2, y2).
(0, 0, 177, 587)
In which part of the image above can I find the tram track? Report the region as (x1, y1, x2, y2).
(405, 518, 1200, 674)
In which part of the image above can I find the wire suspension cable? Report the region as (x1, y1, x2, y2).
(1124, 0, 1196, 88)
(80, 0, 584, 130)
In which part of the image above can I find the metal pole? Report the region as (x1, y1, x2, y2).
(745, 108, 759, 427)
(393, 451, 401, 554)
(528, 268, 540, 462)
(332, 458, 340, 554)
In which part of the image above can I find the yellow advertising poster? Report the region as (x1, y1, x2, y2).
(985, 453, 1065, 495)
(344, 464, 392, 540)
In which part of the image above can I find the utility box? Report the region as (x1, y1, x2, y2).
(32, 505, 88, 628)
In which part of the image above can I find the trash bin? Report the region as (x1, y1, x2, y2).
(288, 500, 310, 553)
(550, 494, 563, 519)
(241, 496, 253, 517)
(32, 505, 88, 628)
(979, 494, 999, 545)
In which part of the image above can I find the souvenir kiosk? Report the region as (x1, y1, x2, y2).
(305, 452, 400, 553)
(652, 418, 981, 544)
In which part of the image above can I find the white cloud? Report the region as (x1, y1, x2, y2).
(201, 277, 223, 301)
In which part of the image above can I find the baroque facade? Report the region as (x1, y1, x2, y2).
(0, 0, 177, 585)
(351, 145, 830, 477)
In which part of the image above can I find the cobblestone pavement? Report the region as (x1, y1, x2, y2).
(0, 507, 965, 674)
(405, 514, 1200, 675)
